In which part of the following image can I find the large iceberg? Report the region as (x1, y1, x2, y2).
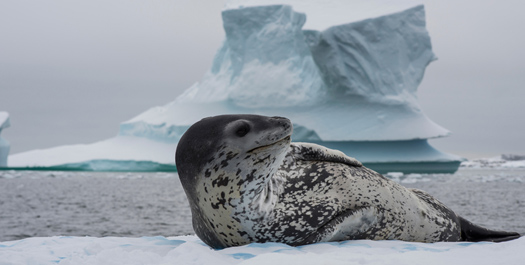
(9, 0, 463, 173)
(0, 112, 10, 167)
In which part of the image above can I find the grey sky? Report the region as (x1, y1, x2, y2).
(0, 0, 524, 159)
(419, 0, 525, 158)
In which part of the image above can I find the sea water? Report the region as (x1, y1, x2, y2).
(1, 168, 524, 242)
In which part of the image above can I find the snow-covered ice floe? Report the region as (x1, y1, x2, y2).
(8, 0, 463, 173)
(1, 235, 524, 265)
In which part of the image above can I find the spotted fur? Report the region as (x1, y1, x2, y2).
(175, 115, 520, 249)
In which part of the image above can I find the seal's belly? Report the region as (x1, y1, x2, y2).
(258, 160, 461, 244)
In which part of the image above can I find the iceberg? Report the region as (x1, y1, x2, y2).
(8, 0, 463, 173)
(0, 111, 10, 167)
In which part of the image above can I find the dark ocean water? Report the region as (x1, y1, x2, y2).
(1, 169, 524, 242)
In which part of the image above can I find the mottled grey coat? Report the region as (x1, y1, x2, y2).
(175, 115, 519, 249)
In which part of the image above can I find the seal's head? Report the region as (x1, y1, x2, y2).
(175, 114, 292, 248)
(176, 114, 292, 189)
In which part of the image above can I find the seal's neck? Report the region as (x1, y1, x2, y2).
(231, 148, 286, 216)
(194, 145, 288, 245)
(200, 147, 286, 217)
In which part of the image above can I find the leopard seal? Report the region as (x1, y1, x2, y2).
(175, 114, 520, 249)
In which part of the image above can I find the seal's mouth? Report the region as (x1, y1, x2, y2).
(248, 135, 291, 153)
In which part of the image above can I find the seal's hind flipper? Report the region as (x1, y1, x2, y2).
(460, 217, 521, 242)
(290, 142, 362, 167)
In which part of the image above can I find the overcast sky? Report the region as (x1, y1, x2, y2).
(1, 0, 524, 159)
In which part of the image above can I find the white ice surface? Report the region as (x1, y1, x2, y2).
(1, 235, 524, 265)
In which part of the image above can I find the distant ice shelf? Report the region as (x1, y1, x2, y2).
(6, 0, 463, 173)
(461, 155, 525, 169)
(7, 136, 178, 171)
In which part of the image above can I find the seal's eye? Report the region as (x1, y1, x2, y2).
(236, 124, 250, 137)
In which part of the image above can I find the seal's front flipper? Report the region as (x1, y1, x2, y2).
(290, 142, 362, 167)
(460, 217, 521, 242)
